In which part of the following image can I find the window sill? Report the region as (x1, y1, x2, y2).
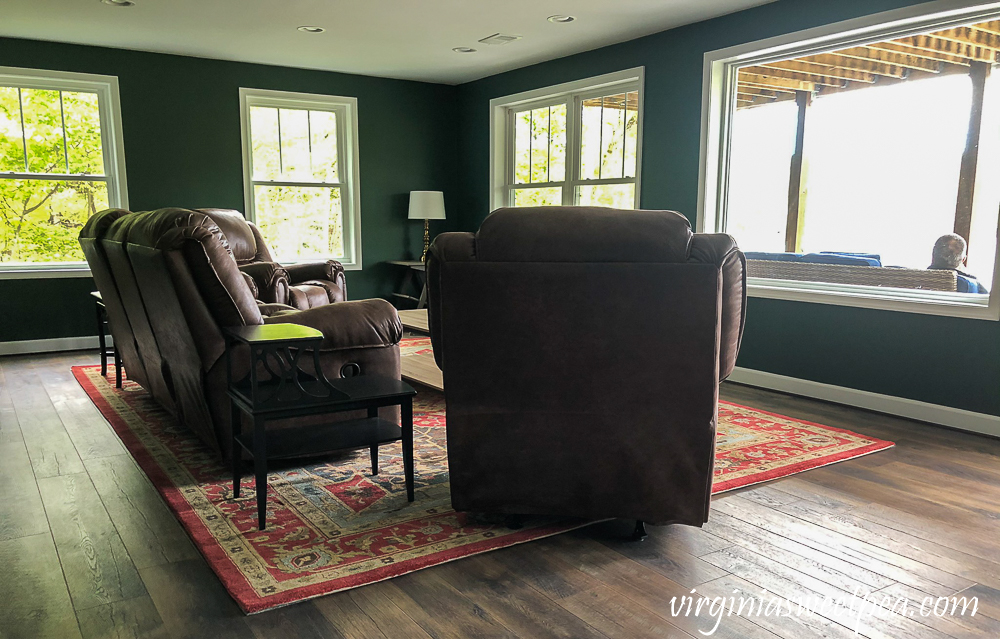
(748, 277, 997, 320)
(0, 266, 93, 280)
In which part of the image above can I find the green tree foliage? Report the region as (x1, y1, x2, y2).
(0, 87, 108, 263)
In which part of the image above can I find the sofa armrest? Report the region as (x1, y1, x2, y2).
(239, 262, 290, 305)
(284, 260, 347, 302)
(689, 234, 747, 381)
(263, 298, 401, 351)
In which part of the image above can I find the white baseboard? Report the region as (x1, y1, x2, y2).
(729, 367, 1000, 439)
(0, 335, 109, 356)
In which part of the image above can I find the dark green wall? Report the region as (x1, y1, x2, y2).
(453, 0, 1000, 416)
(0, 38, 459, 343)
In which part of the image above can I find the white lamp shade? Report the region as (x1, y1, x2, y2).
(408, 191, 446, 220)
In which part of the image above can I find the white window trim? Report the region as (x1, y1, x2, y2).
(238, 87, 363, 270)
(489, 67, 645, 211)
(698, 0, 1000, 321)
(0, 66, 128, 280)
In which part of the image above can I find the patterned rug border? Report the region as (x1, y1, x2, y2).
(71, 357, 894, 613)
(70, 366, 591, 613)
(711, 402, 894, 492)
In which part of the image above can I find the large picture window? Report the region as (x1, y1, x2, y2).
(700, 3, 1000, 319)
(239, 89, 362, 269)
(491, 69, 643, 210)
(0, 67, 127, 274)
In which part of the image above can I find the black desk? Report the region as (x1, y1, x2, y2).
(224, 324, 417, 530)
(386, 260, 427, 309)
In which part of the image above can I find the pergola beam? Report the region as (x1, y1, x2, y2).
(761, 60, 877, 83)
(743, 65, 851, 87)
(895, 35, 999, 63)
(799, 53, 908, 79)
(867, 41, 972, 65)
(739, 72, 817, 92)
(740, 80, 797, 94)
(834, 47, 942, 73)
(971, 21, 1000, 37)
(738, 85, 779, 98)
(931, 26, 1000, 50)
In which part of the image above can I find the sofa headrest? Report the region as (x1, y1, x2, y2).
(198, 209, 257, 264)
(80, 208, 132, 241)
(475, 207, 694, 262)
(124, 208, 262, 327)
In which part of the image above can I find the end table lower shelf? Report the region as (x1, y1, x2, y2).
(224, 324, 417, 531)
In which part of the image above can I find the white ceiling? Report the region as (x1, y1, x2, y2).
(1, 0, 774, 85)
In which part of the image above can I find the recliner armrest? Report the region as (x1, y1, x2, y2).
(284, 260, 348, 302)
(284, 260, 345, 284)
(689, 234, 747, 381)
(239, 261, 290, 305)
(426, 232, 477, 371)
(263, 299, 402, 351)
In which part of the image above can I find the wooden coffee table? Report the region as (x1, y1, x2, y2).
(397, 310, 444, 391)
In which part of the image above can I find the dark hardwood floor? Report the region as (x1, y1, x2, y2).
(1, 350, 998, 638)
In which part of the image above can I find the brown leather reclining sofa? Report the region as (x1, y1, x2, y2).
(426, 207, 747, 526)
(80, 207, 402, 458)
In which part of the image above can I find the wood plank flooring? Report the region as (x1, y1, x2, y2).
(1, 350, 998, 638)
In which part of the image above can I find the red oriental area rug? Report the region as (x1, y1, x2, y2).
(72, 337, 892, 614)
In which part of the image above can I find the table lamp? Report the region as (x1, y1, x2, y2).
(408, 191, 446, 262)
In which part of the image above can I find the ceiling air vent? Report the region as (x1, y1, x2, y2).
(478, 33, 522, 46)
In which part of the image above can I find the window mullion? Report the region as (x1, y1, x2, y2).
(565, 95, 580, 205)
(59, 92, 69, 173)
(307, 110, 314, 178)
(276, 108, 284, 176)
(505, 107, 515, 207)
(18, 88, 28, 172)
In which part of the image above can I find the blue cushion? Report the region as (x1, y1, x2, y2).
(744, 251, 882, 267)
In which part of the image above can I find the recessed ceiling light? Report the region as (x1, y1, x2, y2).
(547, 15, 575, 23)
(102, 0, 135, 6)
(453, 47, 477, 53)
(297, 26, 325, 33)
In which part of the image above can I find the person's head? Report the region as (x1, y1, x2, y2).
(931, 233, 968, 270)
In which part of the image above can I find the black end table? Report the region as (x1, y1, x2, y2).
(90, 291, 122, 388)
(224, 324, 417, 530)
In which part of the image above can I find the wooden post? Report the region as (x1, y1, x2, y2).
(785, 90, 811, 253)
(954, 61, 991, 243)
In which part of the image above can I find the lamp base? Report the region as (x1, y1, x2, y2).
(421, 219, 430, 262)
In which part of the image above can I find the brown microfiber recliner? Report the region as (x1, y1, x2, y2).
(80, 207, 401, 458)
(199, 208, 348, 310)
(426, 207, 747, 527)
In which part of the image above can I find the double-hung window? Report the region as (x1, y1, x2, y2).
(0, 67, 127, 274)
(491, 68, 644, 210)
(239, 89, 362, 269)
